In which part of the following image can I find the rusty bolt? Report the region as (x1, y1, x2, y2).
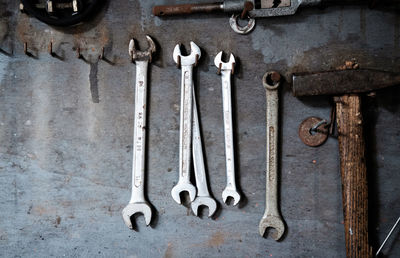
(24, 42, 28, 55)
(48, 42, 54, 56)
(270, 71, 281, 83)
(241, 1, 254, 19)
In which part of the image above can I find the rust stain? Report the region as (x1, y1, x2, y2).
(164, 242, 173, 258)
(289, 37, 400, 84)
(191, 230, 241, 248)
(16, 13, 110, 58)
(31, 205, 57, 216)
(61, 200, 73, 207)
(55, 216, 61, 227)
(207, 231, 225, 247)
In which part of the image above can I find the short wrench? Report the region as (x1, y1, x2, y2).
(191, 89, 217, 217)
(259, 71, 285, 240)
(171, 42, 201, 204)
(122, 36, 156, 229)
(214, 51, 241, 206)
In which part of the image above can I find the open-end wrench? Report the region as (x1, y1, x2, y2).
(122, 36, 156, 229)
(259, 71, 285, 240)
(191, 89, 217, 217)
(214, 52, 241, 206)
(171, 42, 201, 205)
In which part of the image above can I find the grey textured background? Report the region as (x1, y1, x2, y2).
(0, 1, 399, 257)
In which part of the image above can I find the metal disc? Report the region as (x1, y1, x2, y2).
(298, 117, 329, 147)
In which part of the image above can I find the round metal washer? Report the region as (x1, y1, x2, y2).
(298, 117, 329, 147)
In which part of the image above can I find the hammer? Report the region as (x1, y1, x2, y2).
(292, 68, 400, 257)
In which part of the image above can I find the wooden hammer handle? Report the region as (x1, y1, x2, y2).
(336, 95, 372, 258)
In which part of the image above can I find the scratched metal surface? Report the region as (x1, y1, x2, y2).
(0, 0, 399, 257)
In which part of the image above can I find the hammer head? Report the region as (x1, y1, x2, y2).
(214, 51, 235, 73)
(173, 41, 201, 67)
(292, 69, 400, 97)
(129, 35, 156, 63)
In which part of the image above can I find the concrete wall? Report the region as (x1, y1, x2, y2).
(0, 1, 399, 257)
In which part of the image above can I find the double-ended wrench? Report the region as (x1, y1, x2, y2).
(191, 90, 217, 217)
(122, 36, 156, 229)
(214, 52, 241, 206)
(172, 42, 217, 217)
(259, 71, 285, 240)
(171, 42, 201, 205)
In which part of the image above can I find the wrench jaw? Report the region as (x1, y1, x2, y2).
(122, 202, 153, 229)
(191, 197, 217, 217)
(128, 35, 156, 63)
(171, 182, 197, 204)
(222, 188, 241, 206)
(214, 51, 236, 71)
(173, 42, 201, 67)
(258, 215, 285, 241)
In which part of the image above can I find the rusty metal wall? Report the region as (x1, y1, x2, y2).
(0, 0, 399, 257)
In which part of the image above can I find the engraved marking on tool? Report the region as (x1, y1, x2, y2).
(122, 36, 156, 229)
(171, 42, 201, 204)
(259, 71, 285, 240)
(214, 51, 241, 206)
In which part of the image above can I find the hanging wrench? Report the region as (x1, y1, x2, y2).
(259, 71, 285, 240)
(122, 36, 156, 229)
(191, 89, 217, 217)
(171, 42, 201, 204)
(214, 52, 241, 206)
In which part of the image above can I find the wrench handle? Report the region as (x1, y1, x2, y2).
(336, 94, 372, 258)
(153, 3, 224, 16)
(192, 89, 210, 197)
(130, 61, 148, 203)
(265, 87, 279, 214)
(179, 65, 194, 183)
(221, 70, 236, 188)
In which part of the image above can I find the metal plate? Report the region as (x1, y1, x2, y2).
(299, 117, 329, 147)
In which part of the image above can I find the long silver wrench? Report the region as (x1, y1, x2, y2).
(259, 71, 285, 240)
(171, 42, 201, 204)
(214, 51, 241, 206)
(122, 36, 156, 229)
(191, 89, 217, 217)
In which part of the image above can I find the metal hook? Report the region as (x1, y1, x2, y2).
(98, 47, 105, 60)
(48, 41, 54, 56)
(24, 42, 29, 56)
(76, 47, 82, 59)
(229, 14, 255, 35)
(310, 119, 328, 133)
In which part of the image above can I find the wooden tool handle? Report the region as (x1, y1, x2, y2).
(336, 95, 372, 258)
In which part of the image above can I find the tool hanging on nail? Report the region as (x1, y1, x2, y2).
(214, 52, 241, 206)
(20, 0, 102, 26)
(292, 66, 400, 257)
(153, 0, 400, 34)
(259, 71, 285, 241)
(171, 42, 201, 205)
(122, 36, 156, 229)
